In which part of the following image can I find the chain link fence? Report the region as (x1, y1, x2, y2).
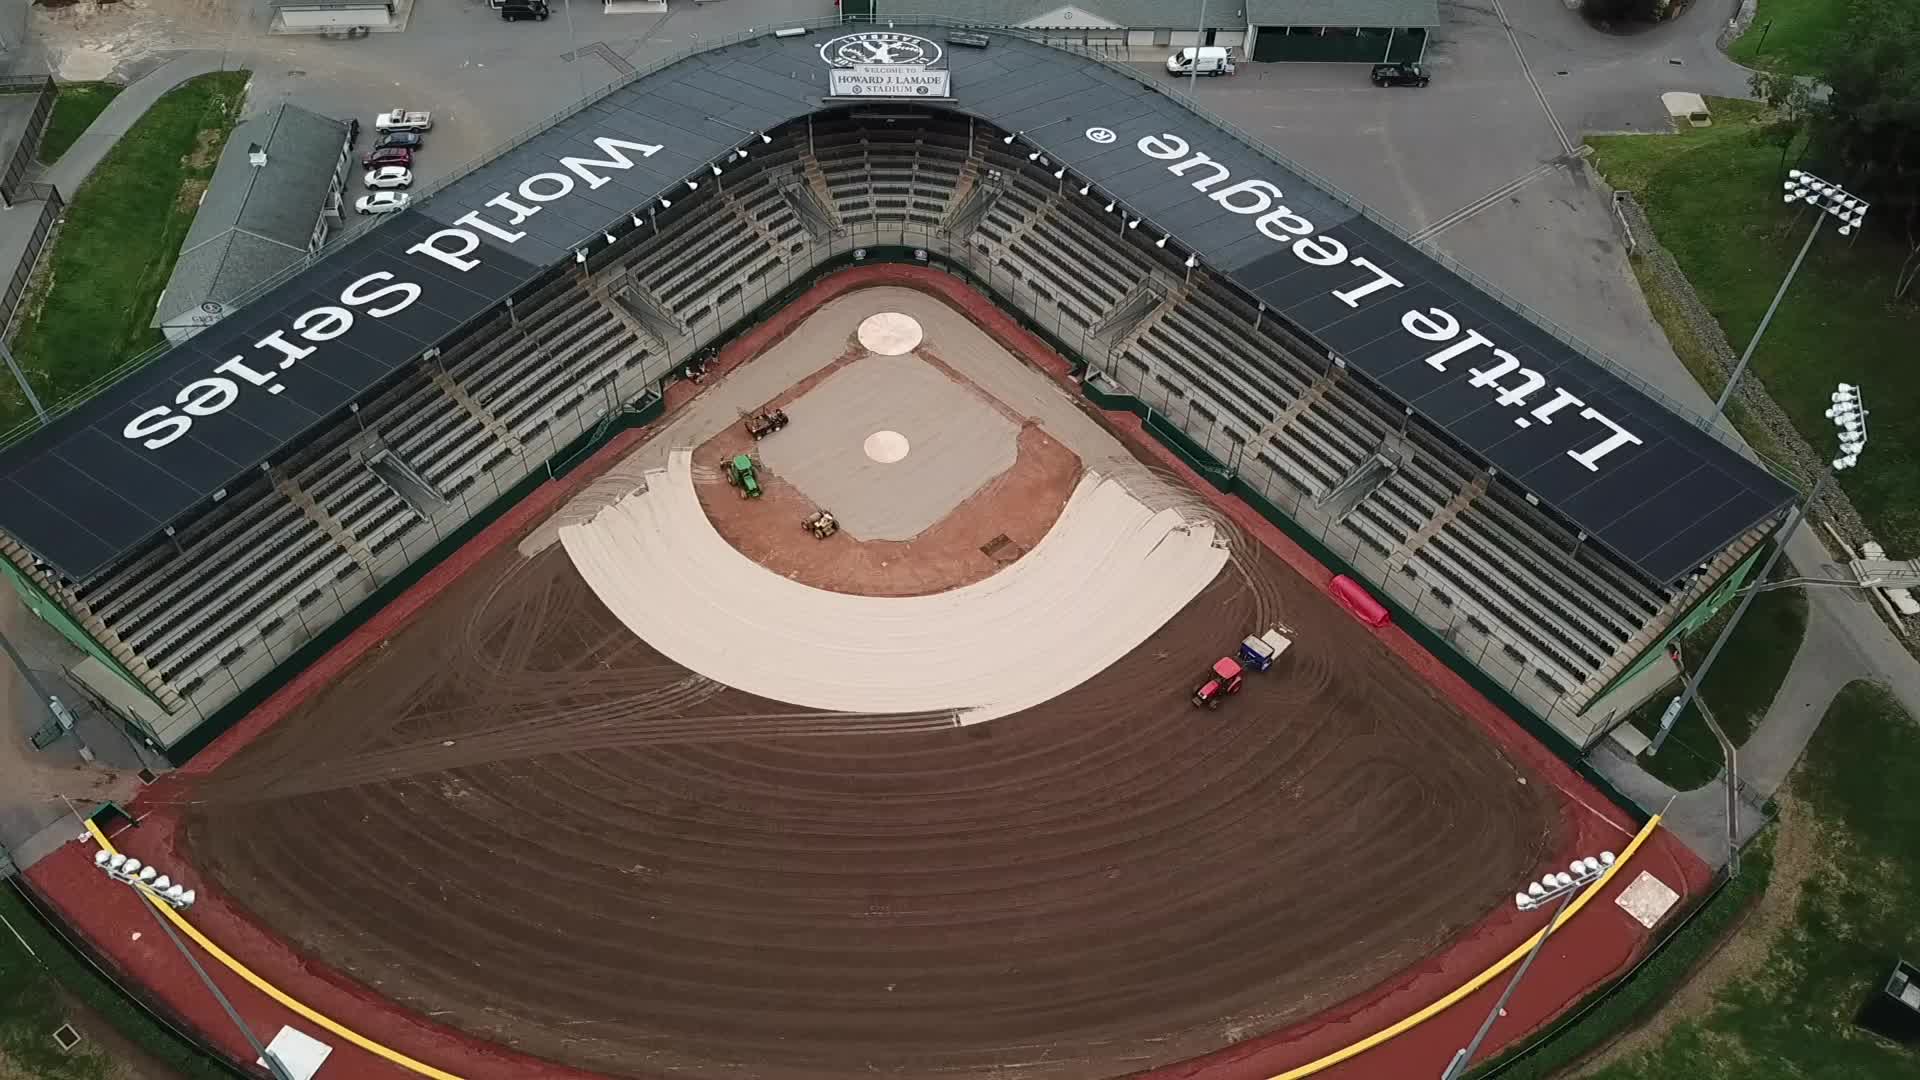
(1, 185, 61, 337)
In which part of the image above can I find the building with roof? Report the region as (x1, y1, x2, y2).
(853, 1, 1438, 61)
(269, 0, 401, 35)
(0, 22, 1792, 758)
(855, 2, 1250, 52)
(1243, 0, 1439, 62)
(152, 103, 350, 344)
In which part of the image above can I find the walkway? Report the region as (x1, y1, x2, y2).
(1471, 0, 1920, 864)
(32, 50, 239, 196)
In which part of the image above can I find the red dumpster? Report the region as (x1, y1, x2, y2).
(1329, 575, 1390, 628)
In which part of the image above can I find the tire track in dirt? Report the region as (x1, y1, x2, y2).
(181, 516, 1553, 1080)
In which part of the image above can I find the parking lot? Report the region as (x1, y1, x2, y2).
(1158, 0, 1748, 410)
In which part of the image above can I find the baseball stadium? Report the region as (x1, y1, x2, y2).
(2, 17, 1793, 1080)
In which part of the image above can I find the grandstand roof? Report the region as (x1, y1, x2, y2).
(1245, 0, 1441, 29)
(153, 104, 348, 333)
(0, 23, 1792, 584)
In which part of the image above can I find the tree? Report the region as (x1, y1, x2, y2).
(1753, 0, 1920, 300)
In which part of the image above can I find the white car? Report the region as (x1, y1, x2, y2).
(355, 191, 411, 216)
(374, 109, 433, 132)
(363, 166, 413, 190)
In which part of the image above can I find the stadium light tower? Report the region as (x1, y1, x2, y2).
(1648, 381, 1866, 873)
(1187, 0, 1212, 101)
(92, 852, 297, 1080)
(1440, 852, 1615, 1080)
(1712, 170, 1867, 423)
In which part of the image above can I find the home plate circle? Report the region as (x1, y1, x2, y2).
(857, 312, 922, 355)
(864, 430, 910, 464)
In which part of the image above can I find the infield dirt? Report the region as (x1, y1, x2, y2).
(173, 283, 1562, 1080)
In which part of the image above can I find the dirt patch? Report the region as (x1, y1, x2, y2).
(697, 417, 1080, 597)
(181, 127, 221, 171)
(171, 177, 206, 214)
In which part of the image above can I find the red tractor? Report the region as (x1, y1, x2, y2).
(1191, 656, 1246, 709)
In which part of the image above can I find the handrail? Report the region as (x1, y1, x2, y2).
(0, 16, 1769, 481)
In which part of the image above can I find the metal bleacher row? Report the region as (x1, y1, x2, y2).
(11, 109, 1757, 743)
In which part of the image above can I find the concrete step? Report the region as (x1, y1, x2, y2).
(272, 469, 378, 576)
(1387, 472, 1488, 573)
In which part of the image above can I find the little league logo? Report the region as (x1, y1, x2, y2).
(819, 31, 945, 68)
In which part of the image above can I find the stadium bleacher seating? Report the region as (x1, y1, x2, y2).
(9, 109, 1761, 744)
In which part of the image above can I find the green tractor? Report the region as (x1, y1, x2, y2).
(724, 453, 762, 498)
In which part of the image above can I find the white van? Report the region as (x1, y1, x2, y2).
(1166, 46, 1234, 76)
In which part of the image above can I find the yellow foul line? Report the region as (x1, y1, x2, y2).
(87, 819, 467, 1080)
(1266, 815, 1662, 1080)
(85, 814, 1661, 1080)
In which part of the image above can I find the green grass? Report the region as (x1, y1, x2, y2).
(1589, 99, 1920, 556)
(0, 70, 250, 434)
(0, 890, 119, 1079)
(1, 880, 235, 1078)
(1727, 0, 1848, 74)
(1625, 555, 1809, 790)
(1470, 833, 1774, 1080)
(37, 82, 123, 165)
(1588, 680, 1920, 1079)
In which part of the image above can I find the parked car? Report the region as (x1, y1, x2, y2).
(374, 131, 423, 151)
(364, 165, 413, 190)
(362, 146, 413, 169)
(355, 191, 412, 216)
(1166, 46, 1234, 76)
(500, 0, 550, 19)
(374, 109, 433, 132)
(1370, 61, 1430, 88)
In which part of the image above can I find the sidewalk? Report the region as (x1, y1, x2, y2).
(32, 49, 241, 196)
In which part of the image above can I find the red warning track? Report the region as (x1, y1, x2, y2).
(27, 265, 1709, 1080)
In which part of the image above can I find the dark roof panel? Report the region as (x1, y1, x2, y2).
(0, 27, 1791, 584)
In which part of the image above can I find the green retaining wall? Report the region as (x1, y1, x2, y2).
(160, 247, 1646, 823)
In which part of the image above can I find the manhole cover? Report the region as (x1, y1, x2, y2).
(52, 1023, 81, 1052)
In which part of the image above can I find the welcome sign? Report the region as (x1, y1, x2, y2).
(829, 65, 953, 98)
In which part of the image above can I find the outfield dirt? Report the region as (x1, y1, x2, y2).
(182, 516, 1555, 1075)
(166, 275, 1568, 1080)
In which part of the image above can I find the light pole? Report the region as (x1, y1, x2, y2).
(1188, 0, 1209, 101)
(1648, 382, 1867, 868)
(93, 852, 296, 1080)
(1, 339, 47, 425)
(1712, 171, 1868, 422)
(1441, 853, 1616, 1080)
